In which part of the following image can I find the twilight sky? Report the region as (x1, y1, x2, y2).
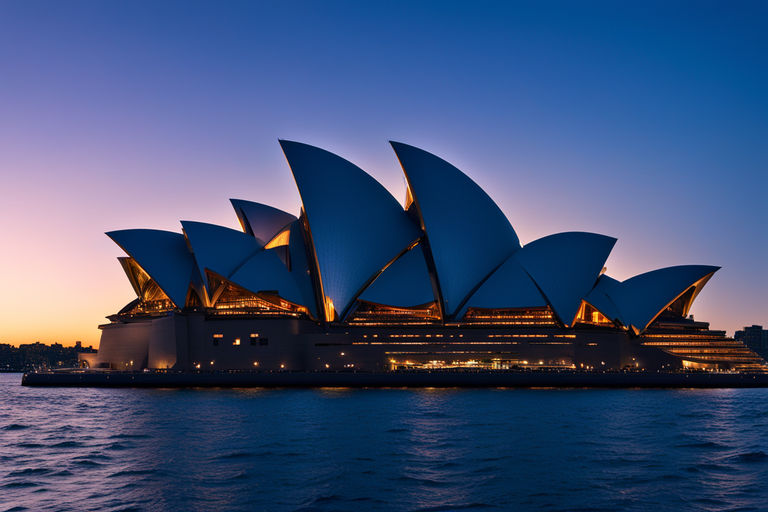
(0, 1, 765, 346)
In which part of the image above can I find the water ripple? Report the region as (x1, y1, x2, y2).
(3, 375, 768, 511)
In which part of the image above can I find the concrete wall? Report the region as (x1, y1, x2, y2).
(181, 315, 317, 371)
(95, 320, 152, 369)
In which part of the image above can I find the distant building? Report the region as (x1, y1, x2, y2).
(735, 326, 768, 361)
(0, 342, 95, 371)
(83, 140, 767, 373)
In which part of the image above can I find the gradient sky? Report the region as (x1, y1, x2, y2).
(0, 1, 765, 347)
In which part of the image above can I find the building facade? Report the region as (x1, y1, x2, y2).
(80, 141, 767, 373)
(735, 326, 768, 361)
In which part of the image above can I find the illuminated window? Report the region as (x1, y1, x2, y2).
(233, 338, 241, 346)
(574, 301, 613, 326)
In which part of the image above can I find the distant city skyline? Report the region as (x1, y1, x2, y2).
(0, 1, 765, 346)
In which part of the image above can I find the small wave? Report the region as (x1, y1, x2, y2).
(605, 457, 648, 466)
(72, 459, 104, 467)
(394, 475, 452, 487)
(298, 494, 344, 508)
(50, 441, 83, 448)
(3, 481, 39, 488)
(107, 469, 155, 478)
(109, 433, 150, 440)
(676, 441, 730, 449)
(412, 503, 496, 511)
(472, 465, 500, 474)
(421, 412, 450, 419)
(15, 442, 44, 449)
(74, 453, 111, 461)
(686, 463, 734, 472)
(733, 451, 768, 463)
(2, 424, 30, 431)
(689, 497, 728, 506)
(104, 442, 130, 451)
(478, 456, 508, 462)
(210, 451, 255, 460)
(7, 468, 51, 477)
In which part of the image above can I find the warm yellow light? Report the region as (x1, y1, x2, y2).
(264, 229, 290, 249)
(280, 363, 285, 369)
(325, 363, 330, 368)
(253, 361, 259, 366)
(233, 338, 241, 346)
(324, 298, 336, 321)
(210, 360, 214, 365)
(195, 363, 201, 369)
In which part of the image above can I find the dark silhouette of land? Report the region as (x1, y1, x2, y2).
(0, 342, 95, 371)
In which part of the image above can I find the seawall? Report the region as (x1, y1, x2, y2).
(21, 370, 768, 388)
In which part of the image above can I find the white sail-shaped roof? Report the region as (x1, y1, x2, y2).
(606, 265, 719, 333)
(280, 140, 420, 320)
(516, 232, 616, 327)
(181, 221, 262, 290)
(584, 275, 626, 325)
(107, 229, 197, 308)
(228, 248, 305, 306)
(286, 220, 319, 318)
(390, 142, 521, 318)
(358, 244, 435, 307)
(230, 199, 296, 243)
(458, 255, 548, 318)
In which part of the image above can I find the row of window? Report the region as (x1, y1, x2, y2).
(211, 333, 269, 347)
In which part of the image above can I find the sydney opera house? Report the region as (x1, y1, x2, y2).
(80, 141, 766, 374)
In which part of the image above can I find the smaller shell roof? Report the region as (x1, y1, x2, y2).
(358, 244, 435, 308)
(107, 229, 197, 308)
(457, 254, 548, 318)
(604, 265, 720, 333)
(229, 199, 296, 243)
(584, 275, 626, 325)
(228, 248, 305, 306)
(516, 232, 617, 327)
(181, 221, 263, 290)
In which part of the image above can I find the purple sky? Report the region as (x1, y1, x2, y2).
(0, 1, 765, 346)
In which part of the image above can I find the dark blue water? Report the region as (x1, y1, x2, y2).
(3, 374, 768, 511)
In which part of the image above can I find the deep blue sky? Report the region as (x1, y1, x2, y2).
(0, 1, 765, 344)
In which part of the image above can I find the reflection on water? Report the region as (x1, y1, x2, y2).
(2, 374, 768, 511)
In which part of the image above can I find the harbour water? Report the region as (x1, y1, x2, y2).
(2, 373, 768, 511)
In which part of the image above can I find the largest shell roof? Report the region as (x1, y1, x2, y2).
(109, 140, 719, 334)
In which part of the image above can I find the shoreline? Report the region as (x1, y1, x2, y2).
(20, 370, 768, 388)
